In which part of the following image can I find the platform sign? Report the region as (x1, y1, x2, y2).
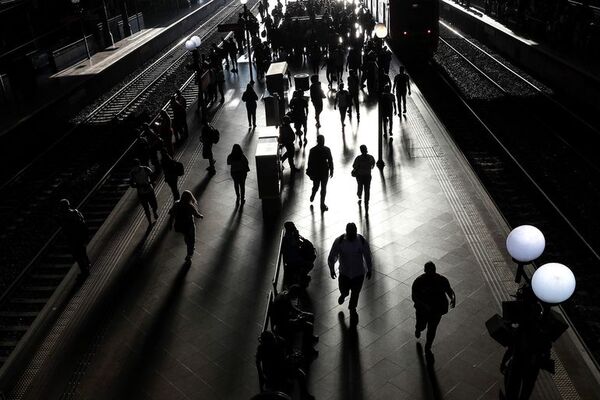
(217, 23, 242, 32)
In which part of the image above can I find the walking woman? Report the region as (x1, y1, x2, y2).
(158, 110, 175, 157)
(241, 83, 259, 128)
(168, 190, 203, 262)
(227, 144, 250, 204)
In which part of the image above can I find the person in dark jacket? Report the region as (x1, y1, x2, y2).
(289, 89, 309, 144)
(282, 221, 313, 287)
(242, 83, 259, 128)
(58, 199, 90, 277)
(227, 144, 250, 204)
(168, 190, 204, 262)
(161, 150, 181, 201)
(200, 125, 216, 174)
(352, 145, 375, 213)
(279, 116, 298, 172)
(334, 82, 351, 129)
(309, 75, 326, 128)
(380, 84, 397, 137)
(412, 261, 456, 354)
(306, 135, 333, 211)
(171, 90, 188, 142)
(347, 69, 360, 121)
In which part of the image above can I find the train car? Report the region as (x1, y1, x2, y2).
(388, 0, 439, 59)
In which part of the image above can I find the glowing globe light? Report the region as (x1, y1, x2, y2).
(240, 0, 248, 4)
(191, 35, 201, 48)
(374, 23, 388, 38)
(185, 40, 195, 51)
(531, 263, 575, 304)
(506, 225, 545, 263)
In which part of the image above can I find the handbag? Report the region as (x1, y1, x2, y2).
(351, 168, 357, 177)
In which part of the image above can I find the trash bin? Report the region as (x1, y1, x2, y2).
(255, 136, 281, 199)
(294, 73, 309, 91)
(263, 94, 280, 127)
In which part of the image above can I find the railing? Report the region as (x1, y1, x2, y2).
(262, 229, 286, 332)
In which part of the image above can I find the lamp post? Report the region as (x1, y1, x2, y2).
(486, 225, 575, 400)
(506, 225, 545, 283)
(374, 23, 387, 169)
(240, 0, 255, 84)
(71, 0, 92, 61)
(185, 35, 205, 122)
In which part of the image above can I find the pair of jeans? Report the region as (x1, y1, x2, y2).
(415, 308, 443, 349)
(183, 225, 196, 257)
(396, 92, 407, 112)
(339, 274, 365, 310)
(356, 175, 372, 204)
(233, 173, 247, 200)
(311, 175, 329, 206)
(139, 191, 158, 222)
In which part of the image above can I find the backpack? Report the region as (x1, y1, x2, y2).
(174, 161, 184, 176)
(299, 237, 317, 264)
(205, 124, 220, 144)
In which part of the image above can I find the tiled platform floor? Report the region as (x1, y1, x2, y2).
(7, 51, 600, 400)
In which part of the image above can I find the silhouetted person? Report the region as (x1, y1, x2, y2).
(216, 65, 225, 103)
(279, 116, 298, 172)
(171, 90, 188, 141)
(161, 150, 182, 201)
(129, 158, 159, 225)
(242, 83, 259, 127)
(200, 124, 217, 173)
(158, 110, 175, 157)
(328, 222, 373, 324)
(347, 69, 360, 122)
(256, 331, 315, 400)
(289, 89, 309, 144)
(168, 190, 203, 262)
(282, 221, 315, 287)
(270, 285, 319, 357)
(412, 261, 456, 354)
(57, 199, 90, 278)
(306, 134, 334, 211)
(226, 144, 250, 204)
(380, 84, 397, 136)
(393, 66, 411, 114)
(309, 75, 326, 128)
(334, 82, 351, 129)
(352, 145, 375, 213)
(226, 38, 238, 73)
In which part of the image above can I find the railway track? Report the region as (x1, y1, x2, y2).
(411, 21, 600, 365)
(0, 0, 257, 372)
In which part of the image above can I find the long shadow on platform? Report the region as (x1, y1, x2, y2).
(416, 342, 443, 400)
(338, 311, 364, 400)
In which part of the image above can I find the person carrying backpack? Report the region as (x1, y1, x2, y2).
(168, 190, 204, 262)
(328, 222, 373, 324)
(58, 199, 91, 278)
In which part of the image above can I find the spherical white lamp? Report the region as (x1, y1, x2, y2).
(185, 40, 196, 51)
(374, 23, 388, 39)
(506, 225, 545, 263)
(531, 263, 575, 304)
(240, 0, 248, 4)
(191, 35, 201, 48)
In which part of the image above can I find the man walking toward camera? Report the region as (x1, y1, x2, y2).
(328, 222, 373, 324)
(412, 261, 456, 353)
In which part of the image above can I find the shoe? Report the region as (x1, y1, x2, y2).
(403, 109, 407, 113)
(350, 309, 359, 325)
(311, 335, 320, 344)
(253, 124, 257, 128)
(310, 192, 315, 202)
(304, 138, 308, 145)
(338, 295, 345, 305)
(241, 198, 246, 204)
(153, 211, 159, 219)
(185, 255, 192, 262)
(321, 204, 328, 211)
(415, 329, 421, 339)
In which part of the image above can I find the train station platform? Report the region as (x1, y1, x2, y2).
(439, 0, 600, 113)
(5, 52, 600, 400)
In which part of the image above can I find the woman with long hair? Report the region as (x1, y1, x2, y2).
(168, 190, 203, 262)
(241, 83, 259, 128)
(226, 144, 250, 204)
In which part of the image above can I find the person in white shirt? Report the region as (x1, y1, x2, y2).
(328, 223, 373, 324)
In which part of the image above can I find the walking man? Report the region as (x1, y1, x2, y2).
(347, 69, 361, 122)
(57, 199, 91, 278)
(129, 158, 159, 225)
(393, 66, 411, 114)
(334, 82, 351, 130)
(278, 116, 298, 172)
(352, 145, 375, 214)
(328, 222, 373, 324)
(412, 261, 456, 354)
(306, 134, 334, 211)
(309, 75, 326, 128)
